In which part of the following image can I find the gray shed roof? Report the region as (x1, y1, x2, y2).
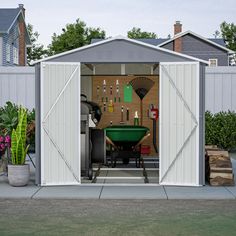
(33, 36, 208, 65)
(91, 38, 167, 45)
(0, 8, 20, 33)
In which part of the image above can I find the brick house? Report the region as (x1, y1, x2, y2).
(0, 4, 31, 66)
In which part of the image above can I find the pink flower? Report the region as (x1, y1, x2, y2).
(0, 143, 5, 150)
(5, 135, 11, 143)
(0, 136, 4, 142)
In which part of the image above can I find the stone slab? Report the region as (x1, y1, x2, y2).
(100, 186, 166, 199)
(0, 176, 39, 199)
(164, 186, 235, 199)
(33, 186, 102, 199)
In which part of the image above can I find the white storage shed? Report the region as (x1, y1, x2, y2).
(33, 36, 207, 186)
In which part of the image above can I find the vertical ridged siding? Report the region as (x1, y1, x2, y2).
(41, 63, 80, 185)
(205, 66, 236, 113)
(0, 67, 35, 109)
(159, 62, 200, 186)
(0, 36, 2, 65)
(2, 20, 19, 66)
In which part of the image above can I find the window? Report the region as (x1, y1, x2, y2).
(13, 47, 19, 64)
(209, 59, 218, 67)
(6, 44, 10, 62)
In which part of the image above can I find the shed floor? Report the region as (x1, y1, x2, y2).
(81, 157, 159, 184)
(1, 154, 236, 199)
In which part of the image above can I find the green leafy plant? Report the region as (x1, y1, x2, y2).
(11, 107, 30, 165)
(27, 109, 35, 123)
(0, 101, 19, 135)
(205, 111, 236, 150)
(0, 102, 35, 152)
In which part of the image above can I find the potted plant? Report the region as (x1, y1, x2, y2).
(8, 107, 30, 187)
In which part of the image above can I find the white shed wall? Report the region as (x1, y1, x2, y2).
(0, 66, 35, 110)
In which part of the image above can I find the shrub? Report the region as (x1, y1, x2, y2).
(0, 102, 18, 135)
(0, 102, 35, 152)
(205, 111, 236, 150)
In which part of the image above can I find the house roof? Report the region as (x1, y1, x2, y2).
(0, 7, 31, 46)
(92, 34, 230, 51)
(32, 35, 208, 65)
(0, 8, 20, 33)
(208, 38, 226, 47)
(158, 30, 234, 53)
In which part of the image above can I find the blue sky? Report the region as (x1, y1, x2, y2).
(1, 0, 235, 47)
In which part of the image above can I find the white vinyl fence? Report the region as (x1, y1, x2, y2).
(0, 66, 236, 114)
(0, 66, 35, 110)
(205, 66, 236, 113)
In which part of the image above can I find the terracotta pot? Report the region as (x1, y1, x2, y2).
(8, 164, 30, 187)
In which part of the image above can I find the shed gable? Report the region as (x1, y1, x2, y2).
(48, 39, 196, 63)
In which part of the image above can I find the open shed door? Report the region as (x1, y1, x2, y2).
(159, 62, 200, 186)
(40, 62, 81, 185)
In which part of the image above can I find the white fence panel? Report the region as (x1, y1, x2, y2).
(206, 67, 236, 113)
(0, 67, 35, 110)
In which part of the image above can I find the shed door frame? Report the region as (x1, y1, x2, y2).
(40, 62, 81, 186)
(159, 62, 200, 186)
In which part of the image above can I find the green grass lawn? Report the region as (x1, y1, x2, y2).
(0, 199, 236, 236)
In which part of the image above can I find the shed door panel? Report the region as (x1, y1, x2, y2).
(159, 62, 199, 186)
(41, 63, 80, 185)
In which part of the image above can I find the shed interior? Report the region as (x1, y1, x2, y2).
(80, 63, 160, 184)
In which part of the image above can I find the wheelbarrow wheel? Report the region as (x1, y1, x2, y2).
(88, 168, 93, 180)
(123, 157, 129, 165)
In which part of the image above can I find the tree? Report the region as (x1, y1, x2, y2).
(48, 19, 106, 55)
(127, 27, 157, 39)
(27, 24, 48, 64)
(213, 30, 220, 39)
(220, 21, 236, 51)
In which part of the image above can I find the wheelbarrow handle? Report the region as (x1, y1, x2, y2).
(106, 136, 118, 150)
(134, 132, 151, 150)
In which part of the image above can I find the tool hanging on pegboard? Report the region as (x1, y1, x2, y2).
(103, 102, 106, 112)
(120, 106, 124, 124)
(110, 85, 113, 103)
(148, 104, 159, 153)
(115, 80, 120, 102)
(97, 86, 100, 100)
(126, 108, 129, 121)
(102, 80, 107, 102)
(108, 100, 114, 113)
(129, 77, 154, 125)
(110, 85, 112, 96)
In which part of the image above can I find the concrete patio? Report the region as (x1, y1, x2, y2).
(1, 154, 236, 200)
